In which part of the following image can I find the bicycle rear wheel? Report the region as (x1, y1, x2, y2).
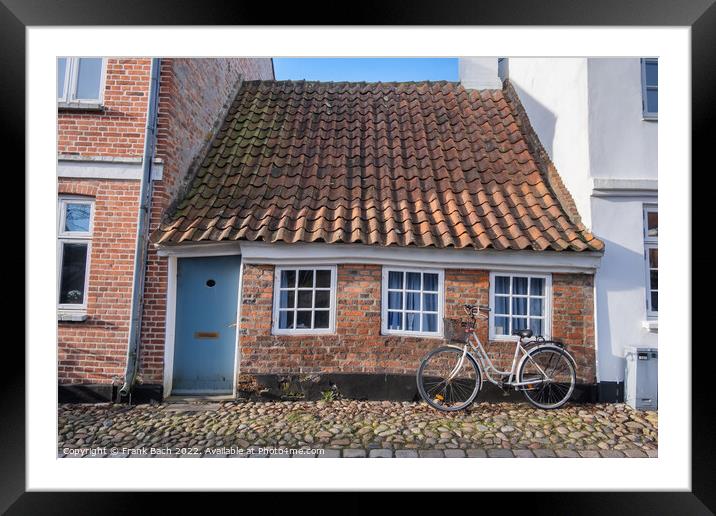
(518, 347, 576, 409)
(417, 346, 482, 411)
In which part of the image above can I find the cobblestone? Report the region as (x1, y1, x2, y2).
(57, 400, 657, 458)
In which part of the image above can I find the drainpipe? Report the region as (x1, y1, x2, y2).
(119, 58, 161, 401)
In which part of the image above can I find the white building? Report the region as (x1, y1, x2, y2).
(484, 57, 658, 401)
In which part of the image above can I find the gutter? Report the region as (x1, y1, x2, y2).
(119, 58, 161, 400)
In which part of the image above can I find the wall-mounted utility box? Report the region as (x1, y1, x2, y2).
(624, 347, 658, 410)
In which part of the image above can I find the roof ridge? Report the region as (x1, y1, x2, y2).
(240, 79, 462, 86)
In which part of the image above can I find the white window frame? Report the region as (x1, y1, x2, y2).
(57, 57, 106, 105)
(272, 265, 337, 335)
(381, 267, 444, 338)
(640, 58, 658, 120)
(643, 205, 658, 318)
(488, 271, 552, 341)
(57, 196, 94, 312)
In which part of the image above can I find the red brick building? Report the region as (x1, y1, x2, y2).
(59, 58, 603, 404)
(57, 57, 274, 400)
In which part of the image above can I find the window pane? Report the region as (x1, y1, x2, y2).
(278, 310, 294, 329)
(494, 316, 509, 336)
(298, 270, 313, 288)
(422, 313, 437, 332)
(388, 291, 402, 310)
(387, 311, 402, 330)
(64, 203, 91, 232)
(297, 290, 313, 308)
(494, 295, 509, 315)
(58, 58, 67, 98)
(75, 58, 103, 100)
(406, 313, 420, 331)
(650, 270, 658, 290)
(423, 293, 437, 312)
(314, 310, 329, 329)
(406, 272, 421, 290)
(530, 277, 544, 296)
(512, 317, 527, 331)
(423, 273, 438, 292)
(647, 212, 658, 238)
(646, 88, 658, 113)
(530, 318, 543, 337)
(388, 271, 403, 289)
(649, 248, 658, 268)
(316, 270, 331, 288)
(513, 277, 528, 295)
(279, 290, 294, 309)
(59, 243, 88, 304)
(530, 298, 544, 317)
(495, 276, 510, 294)
(512, 297, 527, 316)
(645, 61, 657, 86)
(651, 292, 658, 311)
(406, 292, 420, 311)
(315, 290, 330, 308)
(296, 311, 312, 329)
(280, 270, 295, 288)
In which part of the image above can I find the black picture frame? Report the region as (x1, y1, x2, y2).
(7, 0, 709, 512)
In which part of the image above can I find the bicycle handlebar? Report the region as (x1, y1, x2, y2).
(464, 304, 491, 316)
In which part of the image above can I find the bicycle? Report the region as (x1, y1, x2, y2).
(417, 304, 577, 411)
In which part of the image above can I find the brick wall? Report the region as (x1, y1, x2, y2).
(552, 273, 596, 382)
(57, 59, 152, 158)
(239, 264, 596, 385)
(57, 57, 152, 385)
(139, 58, 274, 384)
(57, 179, 141, 384)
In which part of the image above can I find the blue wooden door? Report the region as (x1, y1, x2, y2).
(172, 255, 241, 394)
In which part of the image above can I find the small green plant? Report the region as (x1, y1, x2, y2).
(321, 389, 336, 402)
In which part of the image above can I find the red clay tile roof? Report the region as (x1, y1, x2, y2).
(152, 80, 603, 252)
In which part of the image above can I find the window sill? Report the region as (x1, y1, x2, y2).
(58, 102, 104, 112)
(642, 320, 658, 332)
(58, 311, 88, 322)
(642, 115, 658, 122)
(272, 330, 336, 336)
(382, 331, 444, 339)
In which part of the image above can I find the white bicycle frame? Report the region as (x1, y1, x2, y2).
(446, 329, 553, 389)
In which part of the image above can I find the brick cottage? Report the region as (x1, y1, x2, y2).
(58, 58, 604, 403)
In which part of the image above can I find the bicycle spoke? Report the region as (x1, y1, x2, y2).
(418, 347, 481, 411)
(520, 349, 575, 409)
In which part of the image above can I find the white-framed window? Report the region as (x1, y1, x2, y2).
(57, 57, 106, 104)
(489, 272, 551, 340)
(644, 205, 658, 317)
(641, 58, 658, 120)
(57, 197, 94, 312)
(272, 266, 337, 334)
(381, 267, 444, 337)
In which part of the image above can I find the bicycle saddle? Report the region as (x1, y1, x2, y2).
(512, 329, 533, 338)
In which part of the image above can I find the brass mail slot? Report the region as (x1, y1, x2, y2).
(194, 331, 219, 339)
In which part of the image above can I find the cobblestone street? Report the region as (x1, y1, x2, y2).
(58, 400, 657, 458)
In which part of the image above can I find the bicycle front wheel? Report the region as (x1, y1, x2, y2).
(518, 347, 576, 409)
(417, 346, 482, 411)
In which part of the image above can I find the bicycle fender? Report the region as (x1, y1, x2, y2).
(516, 344, 577, 375)
(418, 344, 464, 364)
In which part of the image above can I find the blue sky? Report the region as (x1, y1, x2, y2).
(273, 58, 458, 82)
